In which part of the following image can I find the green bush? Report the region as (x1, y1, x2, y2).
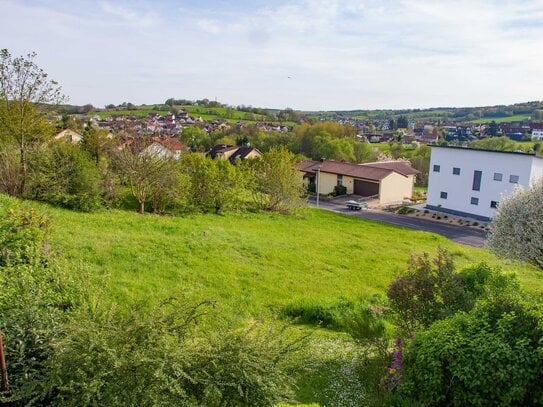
(28, 142, 101, 211)
(401, 293, 543, 406)
(333, 184, 347, 196)
(281, 297, 359, 329)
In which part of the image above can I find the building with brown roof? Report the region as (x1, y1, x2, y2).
(207, 144, 262, 163)
(298, 159, 419, 205)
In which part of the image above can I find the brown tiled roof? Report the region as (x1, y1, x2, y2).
(361, 161, 419, 176)
(298, 160, 419, 180)
(298, 160, 393, 181)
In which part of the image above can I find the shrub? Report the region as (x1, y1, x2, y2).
(333, 184, 347, 197)
(401, 292, 543, 406)
(27, 142, 101, 211)
(397, 206, 414, 215)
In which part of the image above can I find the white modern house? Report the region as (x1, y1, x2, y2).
(532, 129, 543, 141)
(426, 146, 543, 220)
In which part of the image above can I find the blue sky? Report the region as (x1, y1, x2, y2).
(2, 0, 543, 110)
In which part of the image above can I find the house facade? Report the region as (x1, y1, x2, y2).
(427, 146, 543, 220)
(298, 160, 418, 205)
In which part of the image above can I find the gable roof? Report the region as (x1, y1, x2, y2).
(228, 146, 262, 162)
(361, 161, 419, 176)
(298, 160, 419, 181)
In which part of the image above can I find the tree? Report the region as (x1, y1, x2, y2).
(180, 126, 211, 152)
(0, 49, 66, 196)
(487, 181, 543, 269)
(251, 147, 305, 213)
(116, 146, 174, 214)
(181, 154, 247, 214)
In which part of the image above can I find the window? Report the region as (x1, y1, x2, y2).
(490, 201, 498, 208)
(440, 191, 448, 199)
(452, 167, 460, 175)
(509, 174, 519, 183)
(493, 172, 503, 181)
(337, 174, 343, 186)
(470, 197, 479, 205)
(472, 170, 482, 191)
(433, 165, 440, 172)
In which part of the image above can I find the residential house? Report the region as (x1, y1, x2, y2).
(53, 129, 83, 144)
(207, 145, 262, 163)
(298, 159, 419, 205)
(426, 145, 543, 220)
(143, 137, 185, 160)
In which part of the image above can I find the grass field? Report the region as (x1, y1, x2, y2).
(469, 114, 531, 124)
(2, 195, 541, 404)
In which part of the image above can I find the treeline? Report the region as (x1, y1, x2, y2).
(0, 201, 306, 405)
(0, 126, 305, 215)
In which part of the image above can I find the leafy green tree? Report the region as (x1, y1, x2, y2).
(0, 49, 65, 196)
(488, 181, 543, 269)
(180, 125, 211, 152)
(250, 147, 305, 213)
(181, 154, 247, 214)
(81, 125, 116, 164)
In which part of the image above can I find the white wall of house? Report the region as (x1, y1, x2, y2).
(317, 172, 354, 194)
(427, 146, 543, 220)
(379, 173, 415, 204)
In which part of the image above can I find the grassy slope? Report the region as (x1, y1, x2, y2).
(2, 195, 542, 405)
(470, 114, 531, 124)
(13, 201, 536, 317)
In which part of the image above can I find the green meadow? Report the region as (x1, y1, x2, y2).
(3, 197, 536, 314)
(2, 195, 542, 404)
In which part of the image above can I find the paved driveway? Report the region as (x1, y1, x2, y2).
(309, 199, 487, 248)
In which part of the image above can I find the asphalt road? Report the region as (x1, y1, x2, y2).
(309, 199, 488, 248)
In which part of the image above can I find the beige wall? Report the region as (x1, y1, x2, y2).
(317, 171, 354, 194)
(379, 173, 415, 204)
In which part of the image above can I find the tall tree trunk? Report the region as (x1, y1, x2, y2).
(139, 200, 145, 215)
(18, 145, 27, 197)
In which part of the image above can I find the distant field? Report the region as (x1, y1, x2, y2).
(94, 109, 171, 119)
(470, 114, 531, 124)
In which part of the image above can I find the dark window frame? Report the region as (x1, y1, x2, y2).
(452, 167, 461, 175)
(440, 191, 448, 199)
(470, 197, 479, 205)
(509, 174, 519, 184)
(472, 170, 482, 191)
(433, 164, 441, 172)
(493, 172, 503, 181)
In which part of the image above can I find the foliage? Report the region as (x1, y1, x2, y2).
(401, 282, 543, 406)
(181, 153, 248, 214)
(333, 185, 347, 196)
(469, 136, 517, 151)
(387, 249, 492, 334)
(488, 181, 543, 269)
(0, 49, 65, 195)
(251, 147, 306, 213)
(180, 125, 212, 152)
(27, 142, 101, 211)
(81, 125, 117, 163)
(0, 206, 79, 404)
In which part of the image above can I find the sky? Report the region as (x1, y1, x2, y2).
(1, 0, 543, 110)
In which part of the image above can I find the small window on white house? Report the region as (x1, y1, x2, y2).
(490, 201, 498, 208)
(337, 174, 343, 186)
(433, 165, 441, 172)
(471, 197, 479, 205)
(493, 173, 503, 181)
(509, 175, 519, 183)
(452, 167, 461, 175)
(440, 191, 448, 199)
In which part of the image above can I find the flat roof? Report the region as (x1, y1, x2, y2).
(430, 144, 543, 159)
